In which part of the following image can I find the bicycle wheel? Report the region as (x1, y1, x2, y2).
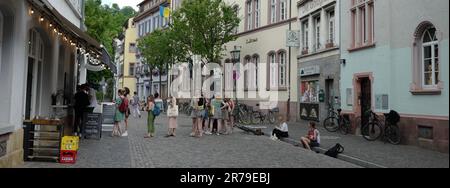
(268, 112, 277, 124)
(339, 119, 351, 135)
(386, 125, 401, 145)
(324, 117, 339, 132)
(251, 112, 262, 125)
(362, 122, 382, 141)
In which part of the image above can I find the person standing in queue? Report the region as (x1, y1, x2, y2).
(113, 89, 126, 137)
(122, 87, 131, 137)
(73, 85, 90, 137)
(145, 95, 156, 138)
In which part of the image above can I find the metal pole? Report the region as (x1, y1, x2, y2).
(287, 0, 292, 121)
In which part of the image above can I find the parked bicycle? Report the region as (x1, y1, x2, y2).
(233, 103, 252, 125)
(362, 110, 401, 145)
(323, 106, 351, 135)
(251, 105, 279, 125)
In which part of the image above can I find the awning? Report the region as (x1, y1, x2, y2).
(27, 0, 102, 55)
(101, 47, 116, 73)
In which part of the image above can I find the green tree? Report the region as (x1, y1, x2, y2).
(171, 0, 240, 64)
(85, 0, 136, 84)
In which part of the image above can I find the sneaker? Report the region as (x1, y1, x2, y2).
(204, 131, 212, 135)
(190, 132, 195, 137)
(122, 131, 128, 137)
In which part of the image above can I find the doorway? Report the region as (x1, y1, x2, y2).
(325, 79, 334, 108)
(359, 77, 372, 128)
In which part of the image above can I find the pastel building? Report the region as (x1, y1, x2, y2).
(115, 18, 138, 95)
(340, 0, 449, 152)
(222, 0, 300, 120)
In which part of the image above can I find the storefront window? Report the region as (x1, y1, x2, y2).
(301, 80, 320, 103)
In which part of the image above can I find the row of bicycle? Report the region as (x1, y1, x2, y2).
(178, 101, 280, 125)
(323, 106, 401, 145)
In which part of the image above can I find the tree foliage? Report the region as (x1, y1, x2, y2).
(85, 0, 136, 84)
(171, 0, 240, 64)
(138, 0, 240, 70)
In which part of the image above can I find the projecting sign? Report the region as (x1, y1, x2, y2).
(286, 30, 300, 47)
(299, 66, 320, 77)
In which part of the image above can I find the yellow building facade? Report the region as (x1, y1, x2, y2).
(118, 18, 138, 95)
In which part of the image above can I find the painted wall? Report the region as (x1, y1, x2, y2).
(122, 19, 138, 95)
(48, 0, 83, 28)
(340, 0, 449, 117)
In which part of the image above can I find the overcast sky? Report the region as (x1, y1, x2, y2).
(102, 0, 142, 10)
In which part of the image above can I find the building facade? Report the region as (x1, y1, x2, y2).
(297, 0, 341, 123)
(115, 18, 138, 95)
(0, 0, 104, 167)
(340, 0, 449, 152)
(134, 0, 171, 101)
(222, 0, 299, 120)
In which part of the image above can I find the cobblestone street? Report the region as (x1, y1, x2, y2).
(21, 113, 359, 168)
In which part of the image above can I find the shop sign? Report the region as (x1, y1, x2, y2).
(300, 103, 320, 122)
(83, 113, 102, 140)
(300, 66, 320, 77)
(102, 103, 116, 125)
(300, 0, 335, 16)
(286, 30, 300, 47)
(246, 38, 258, 44)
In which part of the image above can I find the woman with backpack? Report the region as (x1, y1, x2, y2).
(300, 122, 321, 150)
(145, 95, 156, 138)
(113, 89, 126, 137)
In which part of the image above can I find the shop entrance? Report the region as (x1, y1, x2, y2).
(325, 79, 334, 107)
(25, 29, 44, 119)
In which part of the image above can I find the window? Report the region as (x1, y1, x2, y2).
(270, 0, 277, 24)
(244, 56, 251, 89)
(280, 0, 287, 21)
(129, 43, 137, 53)
(422, 27, 439, 87)
(302, 21, 309, 51)
(232, 6, 239, 34)
(350, 0, 374, 49)
(138, 24, 142, 37)
(278, 51, 287, 87)
(328, 10, 335, 45)
(254, 0, 260, 28)
(314, 16, 321, 50)
(252, 55, 259, 90)
(144, 21, 148, 34)
(129, 63, 135, 76)
(268, 53, 277, 89)
(246, 0, 252, 30)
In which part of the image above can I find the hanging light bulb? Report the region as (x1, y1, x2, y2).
(30, 8, 35, 15)
(54, 28, 58, 33)
(39, 16, 44, 22)
(49, 23, 53, 27)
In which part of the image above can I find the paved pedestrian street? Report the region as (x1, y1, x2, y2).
(20, 113, 359, 168)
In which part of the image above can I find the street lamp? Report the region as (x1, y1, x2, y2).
(230, 46, 241, 103)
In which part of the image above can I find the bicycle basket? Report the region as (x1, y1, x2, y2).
(271, 107, 280, 112)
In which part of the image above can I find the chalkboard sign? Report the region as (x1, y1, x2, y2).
(102, 104, 116, 124)
(83, 113, 102, 140)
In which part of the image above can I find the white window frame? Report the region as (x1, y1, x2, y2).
(315, 16, 321, 50)
(269, 54, 277, 89)
(271, 0, 277, 24)
(278, 52, 287, 87)
(247, 0, 253, 30)
(280, 0, 287, 21)
(254, 0, 260, 28)
(302, 20, 309, 50)
(328, 10, 335, 45)
(422, 28, 439, 88)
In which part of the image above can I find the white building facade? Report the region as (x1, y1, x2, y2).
(0, 0, 104, 167)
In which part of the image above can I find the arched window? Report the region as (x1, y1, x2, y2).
(252, 54, 259, 90)
(244, 55, 251, 90)
(267, 52, 277, 90)
(411, 22, 442, 94)
(422, 27, 439, 87)
(278, 50, 287, 87)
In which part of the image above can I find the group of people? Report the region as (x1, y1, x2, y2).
(270, 119, 321, 151)
(111, 88, 321, 151)
(188, 96, 236, 138)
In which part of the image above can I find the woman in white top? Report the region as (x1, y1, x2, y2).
(271, 115, 289, 140)
(166, 96, 178, 137)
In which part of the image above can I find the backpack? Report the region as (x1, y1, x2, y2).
(325, 143, 345, 158)
(153, 103, 161, 116)
(118, 98, 128, 113)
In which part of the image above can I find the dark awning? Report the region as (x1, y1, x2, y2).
(102, 47, 116, 73)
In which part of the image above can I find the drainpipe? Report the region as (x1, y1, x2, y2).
(287, 0, 292, 122)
